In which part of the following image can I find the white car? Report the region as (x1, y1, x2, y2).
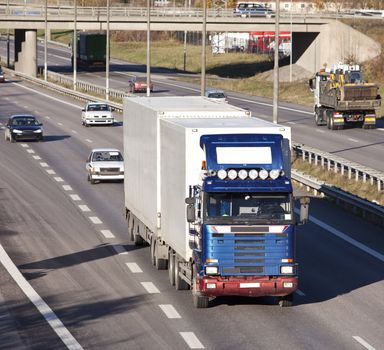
(81, 102, 114, 126)
(204, 89, 228, 103)
(86, 148, 124, 184)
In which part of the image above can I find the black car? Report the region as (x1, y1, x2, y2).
(4, 115, 43, 142)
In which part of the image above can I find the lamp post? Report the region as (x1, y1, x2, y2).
(44, 0, 48, 81)
(106, 0, 110, 100)
(73, 0, 77, 91)
(146, 0, 151, 97)
(200, 0, 207, 96)
(289, 0, 292, 83)
(272, 0, 280, 124)
(6, 0, 10, 68)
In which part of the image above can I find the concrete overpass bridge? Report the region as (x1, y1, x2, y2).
(0, 5, 380, 77)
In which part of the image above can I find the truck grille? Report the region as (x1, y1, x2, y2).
(207, 226, 289, 276)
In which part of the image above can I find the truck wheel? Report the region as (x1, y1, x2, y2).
(315, 108, 325, 126)
(278, 293, 293, 307)
(192, 268, 209, 308)
(150, 239, 157, 266)
(175, 256, 189, 291)
(329, 116, 336, 130)
(134, 233, 144, 246)
(168, 251, 175, 286)
(156, 256, 168, 270)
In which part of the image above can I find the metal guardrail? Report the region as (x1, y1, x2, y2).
(292, 143, 384, 192)
(2, 66, 383, 224)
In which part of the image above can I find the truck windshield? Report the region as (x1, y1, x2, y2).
(204, 193, 293, 224)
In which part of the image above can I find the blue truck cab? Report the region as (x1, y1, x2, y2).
(186, 133, 309, 308)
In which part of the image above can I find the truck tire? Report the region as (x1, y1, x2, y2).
(329, 117, 337, 130)
(315, 107, 326, 126)
(168, 251, 175, 286)
(175, 256, 189, 291)
(278, 293, 293, 307)
(192, 268, 209, 308)
(150, 239, 157, 266)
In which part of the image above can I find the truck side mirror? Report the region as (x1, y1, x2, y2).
(186, 204, 196, 223)
(308, 78, 314, 91)
(299, 196, 310, 225)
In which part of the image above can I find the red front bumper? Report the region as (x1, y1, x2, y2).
(197, 275, 298, 297)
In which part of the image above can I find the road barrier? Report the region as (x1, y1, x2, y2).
(2, 66, 383, 226)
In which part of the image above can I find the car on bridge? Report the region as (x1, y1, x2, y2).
(4, 115, 43, 142)
(234, 2, 274, 18)
(86, 148, 124, 184)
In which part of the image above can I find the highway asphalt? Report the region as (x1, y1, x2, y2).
(0, 78, 384, 349)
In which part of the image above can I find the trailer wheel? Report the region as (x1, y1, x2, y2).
(192, 268, 209, 308)
(175, 256, 189, 291)
(315, 108, 325, 126)
(150, 239, 157, 266)
(168, 251, 175, 286)
(329, 116, 337, 130)
(278, 293, 293, 307)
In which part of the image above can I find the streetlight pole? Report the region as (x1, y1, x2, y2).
(106, 0, 110, 100)
(289, 0, 292, 83)
(146, 0, 151, 97)
(272, 0, 280, 124)
(200, 0, 207, 96)
(73, 0, 77, 91)
(6, 0, 10, 68)
(44, 0, 48, 81)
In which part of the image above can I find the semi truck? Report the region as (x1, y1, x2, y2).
(309, 64, 381, 130)
(72, 32, 106, 69)
(123, 96, 309, 308)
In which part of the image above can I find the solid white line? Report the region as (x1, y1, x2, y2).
(112, 245, 128, 255)
(352, 336, 376, 350)
(45, 116, 51, 119)
(179, 332, 205, 349)
(295, 209, 384, 263)
(101, 230, 115, 239)
(26, 149, 35, 154)
(33, 155, 42, 160)
(54, 177, 64, 182)
(46, 169, 56, 175)
(126, 262, 143, 273)
(69, 194, 81, 201)
(62, 185, 72, 191)
(140, 282, 160, 294)
(71, 130, 78, 134)
(78, 205, 90, 212)
(85, 139, 92, 143)
(159, 304, 181, 319)
(57, 122, 63, 126)
(89, 216, 102, 224)
(0, 244, 83, 350)
(20, 144, 29, 148)
(348, 138, 359, 143)
(40, 162, 49, 168)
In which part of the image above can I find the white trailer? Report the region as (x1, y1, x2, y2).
(123, 97, 295, 299)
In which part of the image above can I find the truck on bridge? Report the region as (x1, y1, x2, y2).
(309, 64, 381, 130)
(71, 32, 106, 69)
(123, 96, 309, 308)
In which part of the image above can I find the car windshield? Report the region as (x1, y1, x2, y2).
(12, 117, 39, 126)
(92, 151, 123, 162)
(208, 92, 226, 99)
(204, 192, 293, 224)
(87, 104, 109, 112)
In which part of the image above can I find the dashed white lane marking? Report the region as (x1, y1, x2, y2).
(26, 149, 35, 154)
(296, 289, 305, 296)
(112, 245, 128, 255)
(54, 177, 64, 182)
(287, 121, 296, 125)
(70, 194, 81, 201)
(89, 216, 102, 224)
(33, 155, 42, 160)
(45, 116, 50, 119)
(348, 138, 359, 143)
(101, 230, 115, 238)
(141, 282, 160, 294)
(78, 205, 90, 212)
(20, 144, 29, 148)
(179, 332, 205, 349)
(40, 162, 49, 167)
(62, 185, 72, 191)
(4, 97, 9, 100)
(85, 139, 92, 143)
(57, 122, 63, 126)
(159, 304, 181, 319)
(352, 336, 375, 350)
(23, 105, 28, 108)
(34, 110, 39, 114)
(46, 169, 56, 175)
(0, 244, 83, 350)
(316, 129, 325, 133)
(126, 262, 143, 273)
(71, 130, 78, 134)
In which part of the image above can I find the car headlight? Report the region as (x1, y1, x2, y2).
(12, 129, 23, 134)
(91, 166, 100, 173)
(33, 129, 42, 133)
(205, 266, 219, 275)
(280, 266, 294, 274)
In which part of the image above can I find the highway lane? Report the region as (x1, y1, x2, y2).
(1, 80, 384, 349)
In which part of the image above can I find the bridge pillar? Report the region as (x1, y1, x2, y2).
(14, 29, 37, 77)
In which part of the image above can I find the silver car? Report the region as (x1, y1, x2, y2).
(204, 89, 228, 103)
(86, 148, 124, 184)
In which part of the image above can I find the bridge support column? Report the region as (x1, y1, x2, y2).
(14, 29, 37, 77)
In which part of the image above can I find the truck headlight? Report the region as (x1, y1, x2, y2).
(12, 129, 23, 134)
(238, 169, 248, 180)
(259, 169, 268, 180)
(205, 266, 219, 275)
(227, 169, 237, 180)
(269, 169, 280, 179)
(91, 166, 100, 173)
(280, 266, 294, 274)
(217, 169, 227, 180)
(248, 169, 258, 179)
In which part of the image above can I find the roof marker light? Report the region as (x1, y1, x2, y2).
(248, 169, 258, 180)
(227, 169, 237, 180)
(217, 169, 227, 180)
(238, 169, 248, 180)
(269, 169, 280, 180)
(259, 169, 268, 180)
